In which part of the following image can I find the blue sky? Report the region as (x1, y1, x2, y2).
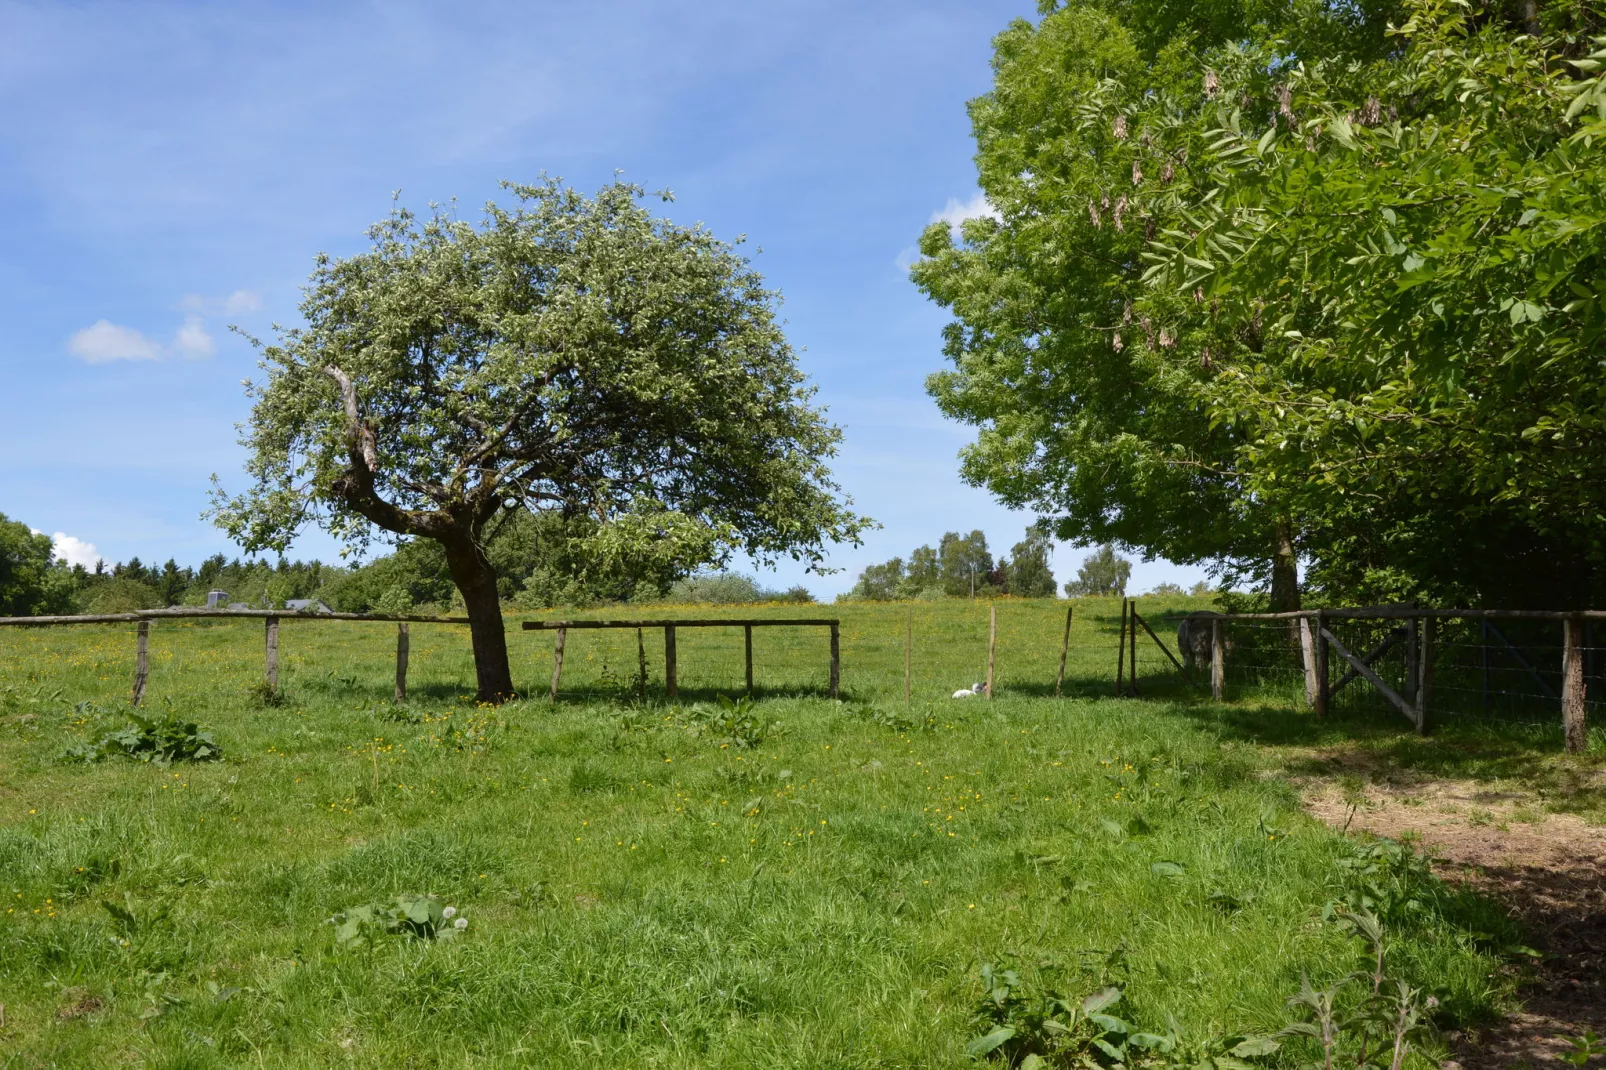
(0, 0, 1208, 598)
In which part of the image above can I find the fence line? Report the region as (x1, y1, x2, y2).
(1152, 606, 1598, 753)
(520, 617, 841, 700)
(0, 608, 472, 705)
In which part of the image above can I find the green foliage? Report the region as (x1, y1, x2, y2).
(1135, 7, 1606, 606)
(1559, 1031, 1605, 1067)
(969, 969, 1136, 1067)
(848, 525, 1051, 601)
(940, 529, 998, 596)
(1005, 523, 1058, 598)
(0, 513, 76, 616)
(1066, 545, 1132, 598)
(913, 4, 1281, 591)
(61, 710, 222, 765)
(81, 576, 163, 614)
(685, 695, 779, 749)
(918, 0, 1606, 607)
(328, 893, 468, 947)
(1276, 908, 1437, 1070)
(653, 572, 811, 606)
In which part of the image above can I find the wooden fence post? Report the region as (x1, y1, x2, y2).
(1403, 616, 1419, 706)
(1298, 616, 1318, 708)
(986, 604, 997, 700)
(132, 620, 150, 707)
(905, 607, 912, 705)
(1210, 617, 1225, 702)
(664, 625, 678, 698)
(1417, 617, 1435, 734)
(1313, 611, 1329, 718)
(1115, 599, 1128, 697)
(637, 627, 647, 698)
(1128, 600, 1139, 696)
(549, 626, 567, 700)
(395, 623, 409, 703)
(1056, 605, 1073, 698)
(1563, 615, 1588, 754)
(264, 615, 280, 696)
(829, 622, 841, 699)
(744, 624, 754, 695)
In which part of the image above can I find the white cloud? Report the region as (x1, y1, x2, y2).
(931, 192, 1000, 229)
(67, 309, 223, 363)
(171, 314, 215, 358)
(222, 289, 264, 315)
(51, 532, 100, 568)
(67, 320, 163, 363)
(182, 289, 264, 316)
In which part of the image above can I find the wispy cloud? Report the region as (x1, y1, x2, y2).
(930, 192, 999, 229)
(67, 320, 162, 363)
(180, 289, 263, 317)
(68, 307, 224, 363)
(171, 315, 215, 358)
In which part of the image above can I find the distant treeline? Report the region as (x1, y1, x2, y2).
(0, 511, 811, 617)
(842, 527, 1212, 602)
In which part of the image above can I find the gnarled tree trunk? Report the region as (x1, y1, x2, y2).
(1271, 517, 1303, 649)
(1270, 518, 1300, 613)
(442, 535, 515, 702)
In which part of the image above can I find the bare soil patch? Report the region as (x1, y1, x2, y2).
(1295, 749, 1605, 1068)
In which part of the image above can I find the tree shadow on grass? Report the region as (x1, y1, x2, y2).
(1151, 696, 1606, 819)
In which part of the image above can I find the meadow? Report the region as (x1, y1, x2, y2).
(0, 598, 1534, 1067)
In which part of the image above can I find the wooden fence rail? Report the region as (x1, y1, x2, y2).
(521, 617, 841, 700)
(0, 608, 472, 704)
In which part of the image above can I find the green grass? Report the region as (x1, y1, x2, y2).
(0, 599, 1529, 1067)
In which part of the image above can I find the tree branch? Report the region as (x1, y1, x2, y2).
(323, 365, 380, 473)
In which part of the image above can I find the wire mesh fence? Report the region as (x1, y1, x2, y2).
(1128, 607, 1604, 752)
(0, 599, 1598, 753)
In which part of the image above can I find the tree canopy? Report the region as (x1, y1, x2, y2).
(844, 525, 1055, 600)
(0, 515, 74, 617)
(916, 0, 1606, 608)
(1064, 544, 1133, 597)
(213, 179, 868, 698)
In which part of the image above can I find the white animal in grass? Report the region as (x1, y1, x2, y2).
(952, 681, 989, 699)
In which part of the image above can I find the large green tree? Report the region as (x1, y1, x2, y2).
(213, 179, 868, 699)
(1140, 2, 1606, 606)
(1003, 522, 1057, 597)
(0, 515, 74, 617)
(917, 0, 1606, 608)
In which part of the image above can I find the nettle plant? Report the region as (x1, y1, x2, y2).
(328, 893, 468, 948)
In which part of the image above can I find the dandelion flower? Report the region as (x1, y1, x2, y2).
(453, 917, 468, 930)
(442, 906, 457, 919)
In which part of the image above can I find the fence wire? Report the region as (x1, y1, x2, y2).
(1139, 612, 1604, 741)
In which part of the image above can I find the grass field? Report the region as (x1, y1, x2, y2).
(0, 598, 1553, 1067)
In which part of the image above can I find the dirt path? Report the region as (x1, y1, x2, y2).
(1294, 751, 1605, 1068)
